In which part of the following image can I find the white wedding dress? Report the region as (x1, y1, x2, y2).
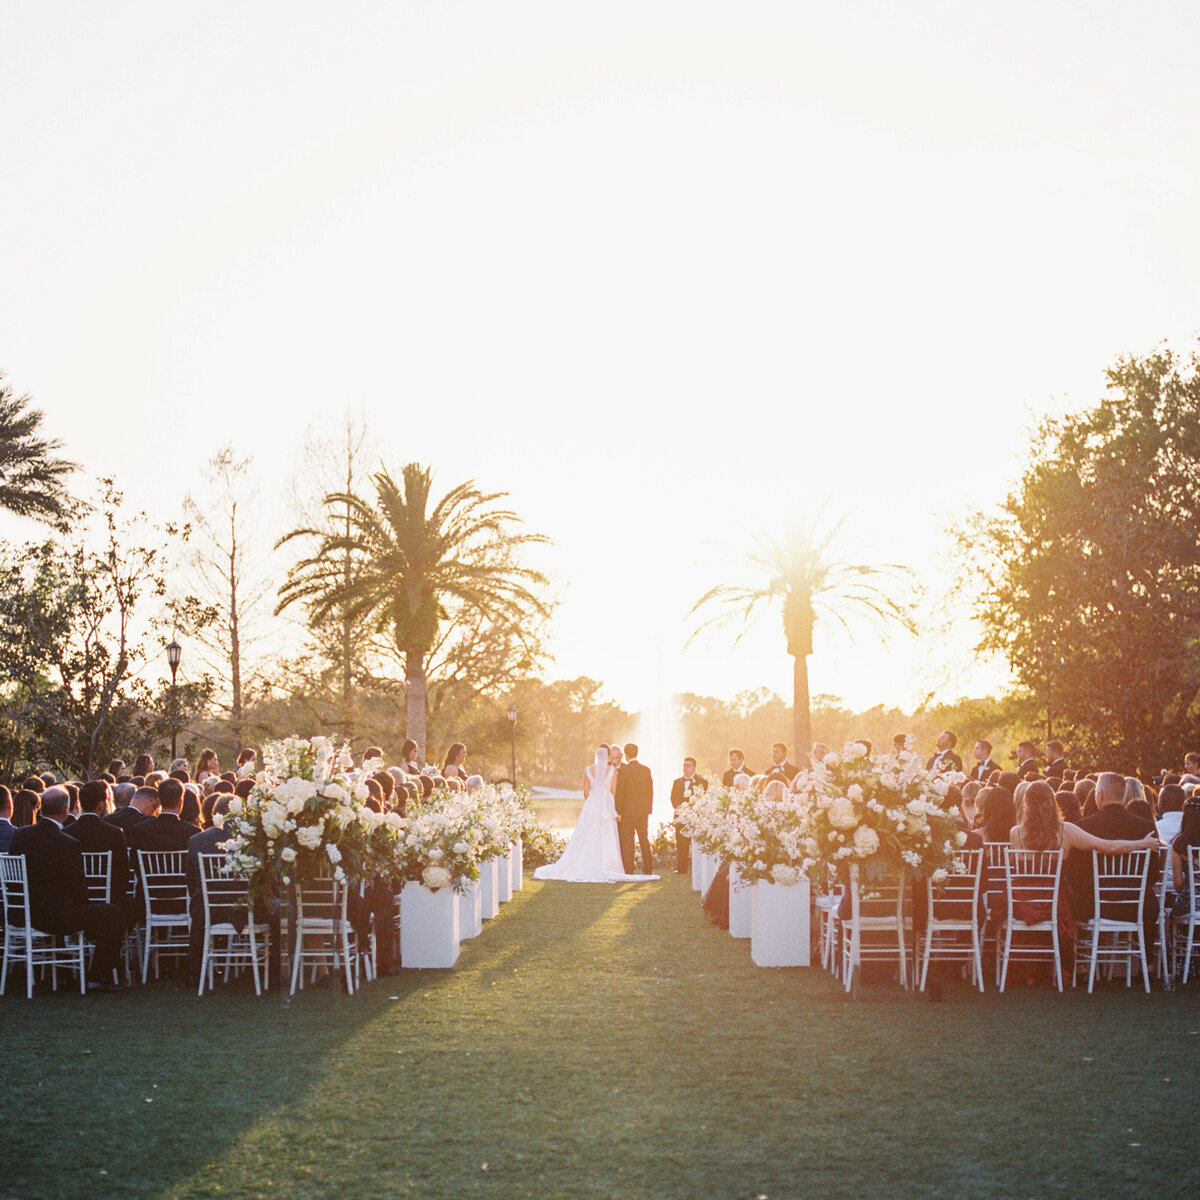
(534, 750, 658, 883)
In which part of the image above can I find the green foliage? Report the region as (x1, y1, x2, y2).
(0, 373, 77, 527)
(960, 341, 1200, 773)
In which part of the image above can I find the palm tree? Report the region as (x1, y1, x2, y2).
(276, 463, 550, 760)
(0, 375, 76, 526)
(689, 511, 915, 761)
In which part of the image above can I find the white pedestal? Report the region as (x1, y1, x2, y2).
(729, 862, 753, 939)
(401, 881, 460, 968)
(497, 850, 514, 903)
(690, 842, 703, 891)
(479, 857, 499, 920)
(510, 839, 523, 891)
(458, 878, 482, 939)
(701, 852, 719, 895)
(751, 878, 811, 967)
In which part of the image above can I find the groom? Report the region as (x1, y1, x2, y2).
(614, 742, 654, 875)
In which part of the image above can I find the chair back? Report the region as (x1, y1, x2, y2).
(1091, 848, 1150, 925)
(1003, 848, 1063, 924)
(198, 852, 251, 925)
(927, 848, 983, 924)
(294, 871, 349, 925)
(82, 851, 113, 904)
(138, 850, 189, 918)
(0, 854, 31, 931)
(849, 865, 906, 923)
(1186, 845, 1200, 915)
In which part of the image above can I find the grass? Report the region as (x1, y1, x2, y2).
(5, 872, 1200, 1199)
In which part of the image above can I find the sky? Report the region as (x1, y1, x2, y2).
(3, 0, 1200, 759)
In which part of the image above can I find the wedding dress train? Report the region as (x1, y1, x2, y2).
(534, 751, 657, 883)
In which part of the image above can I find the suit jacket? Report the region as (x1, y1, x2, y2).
(128, 812, 197, 856)
(763, 761, 800, 785)
(66, 812, 129, 909)
(615, 759, 653, 818)
(105, 806, 148, 836)
(970, 759, 1001, 782)
(670, 774, 708, 811)
(1046, 758, 1068, 779)
(186, 824, 235, 901)
(926, 750, 964, 776)
(8, 818, 88, 932)
(721, 766, 753, 787)
(0, 817, 16, 853)
(1066, 805, 1159, 924)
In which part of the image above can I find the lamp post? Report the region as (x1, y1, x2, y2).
(506, 705, 517, 787)
(166, 639, 182, 761)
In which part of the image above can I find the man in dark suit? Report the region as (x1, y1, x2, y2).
(1016, 740, 1038, 778)
(969, 739, 1002, 782)
(763, 742, 800, 786)
(128, 779, 194, 855)
(669, 757, 707, 874)
(1045, 740, 1068, 781)
(614, 742, 654, 875)
(0, 786, 16, 853)
(66, 780, 131, 922)
(106, 783, 154, 836)
(721, 748, 753, 788)
(1066, 771, 1160, 953)
(925, 731, 963, 777)
(8, 788, 126, 991)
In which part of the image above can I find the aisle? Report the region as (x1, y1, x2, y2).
(6, 873, 1197, 1199)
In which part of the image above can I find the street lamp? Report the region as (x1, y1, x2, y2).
(166, 639, 182, 761)
(506, 705, 517, 787)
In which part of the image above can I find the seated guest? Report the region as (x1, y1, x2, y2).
(107, 785, 157, 835)
(168, 769, 190, 784)
(1184, 752, 1200, 777)
(168, 757, 190, 777)
(0, 786, 16, 851)
(364, 778, 384, 808)
(65, 780, 130, 920)
(1055, 790, 1083, 826)
(132, 753, 154, 778)
(362, 746, 384, 766)
(179, 787, 204, 830)
(1127, 799, 1155, 823)
(107, 759, 126, 778)
(1170, 799, 1200, 915)
(195, 748, 220, 784)
(8, 787, 126, 991)
(976, 786, 1017, 843)
(12, 789, 40, 827)
(128, 779, 195, 854)
(63, 783, 80, 823)
(417, 774, 434, 801)
(960, 781, 982, 829)
(465, 774, 484, 794)
(1124, 776, 1149, 810)
(236, 748, 257, 776)
(185, 794, 238, 985)
(997, 771, 1020, 796)
(1065, 772, 1161, 948)
(1074, 777, 1096, 813)
(371, 770, 395, 810)
(234, 778, 254, 799)
(22, 776, 45, 795)
(1157, 783, 1186, 844)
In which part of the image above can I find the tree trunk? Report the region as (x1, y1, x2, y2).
(792, 652, 811, 765)
(405, 652, 427, 765)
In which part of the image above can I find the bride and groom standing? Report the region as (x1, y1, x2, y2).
(533, 742, 659, 882)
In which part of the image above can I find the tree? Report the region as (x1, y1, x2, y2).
(276, 463, 552, 761)
(0, 480, 211, 776)
(689, 511, 915, 760)
(0, 373, 77, 527)
(180, 445, 274, 750)
(959, 342, 1200, 774)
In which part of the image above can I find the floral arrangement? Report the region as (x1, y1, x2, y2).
(677, 740, 966, 888)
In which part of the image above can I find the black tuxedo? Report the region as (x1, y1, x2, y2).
(105, 806, 148, 837)
(614, 759, 654, 874)
(970, 759, 1001, 782)
(0, 817, 16, 853)
(8, 818, 124, 981)
(763, 761, 800, 785)
(1066, 806, 1159, 947)
(925, 750, 964, 776)
(670, 773, 707, 872)
(1046, 758, 1068, 780)
(128, 812, 197, 855)
(722, 765, 753, 787)
(1018, 758, 1037, 777)
(66, 812, 130, 918)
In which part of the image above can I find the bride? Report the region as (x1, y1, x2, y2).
(534, 744, 657, 882)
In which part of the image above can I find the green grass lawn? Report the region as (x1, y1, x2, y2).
(5, 872, 1199, 1200)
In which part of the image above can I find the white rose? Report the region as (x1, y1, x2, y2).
(930, 868, 947, 884)
(228, 797, 243, 815)
(771, 863, 799, 886)
(280, 847, 297, 863)
(852, 825, 880, 858)
(422, 864, 452, 891)
(326, 843, 342, 864)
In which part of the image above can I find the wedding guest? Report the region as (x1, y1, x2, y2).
(417, 774, 434, 801)
(722, 749, 752, 787)
(105, 783, 147, 834)
(128, 779, 195, 854)
(763, 743, 799, 785)
(364, 778, 384, 809)
(969, 739, 1002, 782)
(1184, 753, 1200, 777)
(0, 787, 16, 852)
(670, 757, 708, 873)
(1055, 790, 1082, 826)
(1127, 798, 1154, 822)
(236, 748, 257, 776)
(1073, 777, 1096, 808)
(133, 753, 154, 778)
(22, 775, 44, 794)
(441, 743, 467, 781)
(362, 746, 384, 764)
(1045, 741, 1068, 780)
(1016, 741, 1038, 778)
(66, 780, 130, 920)
(997, 771, 1020, 796)
(811, 743, 828, 765)
(371, 770, 396, 810)
(1156, 783, 1186, 844)
(891, 733, 908, 755)
(195, 748, 220, 783)
(8, 788, 126, 991)
(608, 744, 624, 770)
(960, 781, 982, 829)
(185, 794, 237, 986)
(1123, 777, 1149, 810)
(168, 758, 190, 777)
(179, 787, 203, 830)
(465, 774, 484, 794)
(400, 740, 421, 774)
(976, 787, 1016, 843)
(926, 731, 963, 776)
(13, 788, 41, 827)
(106, 759, 126, 778)
(1170, 799, 1200, 909)
(1065, 772, 1161, 949)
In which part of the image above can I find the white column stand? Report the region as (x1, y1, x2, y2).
(401, 881, 461, 968)
(497, 848, 514, 903)
(458, 878, 483, 939)
(750, 878, 811, 967)
(728, 862, 753, 939)
(479, 856, 500, 920)
(691, 842, 703, 891)
(510, 838, 523, 891)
